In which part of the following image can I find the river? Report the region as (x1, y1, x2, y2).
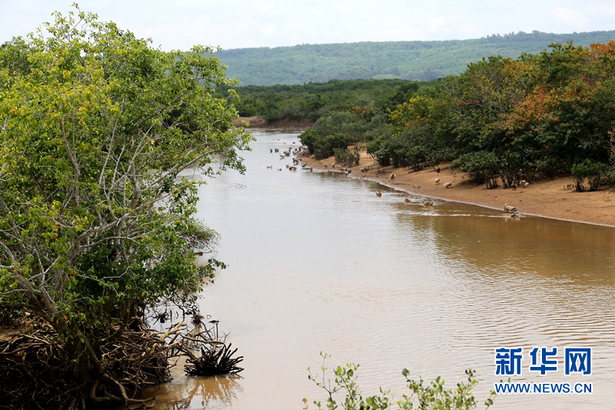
(150, 129, 615, 410)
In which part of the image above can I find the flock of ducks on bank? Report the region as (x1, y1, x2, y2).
(377, 191, 522, 217)
(376, 191, 434, 207)
(268, 139, 521, 218)
(377, 189, 522, 217)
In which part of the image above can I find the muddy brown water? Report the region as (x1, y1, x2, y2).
(147, 130, 615, 409)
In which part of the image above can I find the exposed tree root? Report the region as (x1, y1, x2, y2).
(0, 328, 85, 409)
(0, 323, 169, 409)
(0, 317, 243, 409)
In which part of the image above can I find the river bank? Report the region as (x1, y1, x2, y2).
(300, 150, 615, 228)
(236, 116, 615, 227)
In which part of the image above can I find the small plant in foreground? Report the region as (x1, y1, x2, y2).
(303, 353, 496, 410)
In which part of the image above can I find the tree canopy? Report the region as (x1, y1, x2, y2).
(218, 78, 422, 122)
(298, 41, 615, 189)
(0, 7, 251, 406)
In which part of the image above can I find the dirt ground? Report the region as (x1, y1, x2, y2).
(300, 150, 615, 228)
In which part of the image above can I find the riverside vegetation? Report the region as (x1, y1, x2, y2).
(217, 78, 427, 122)
(2, 7, 613, 410)
(0, 7, 251, 409)
(229, 40, 615, 190)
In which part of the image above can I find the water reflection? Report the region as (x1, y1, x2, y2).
(393, 202, 615, 283)
(148, 365, 243, 410)
(149, 129, 615, 410)
(391, 191, 615, 409)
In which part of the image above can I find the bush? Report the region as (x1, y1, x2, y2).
(366, 126, 448, 170)
(451, 151, 500, 188)
(367, 136, 391, 166)
(311, 111, 364, 144)
(299, 113, 357, 159)
(300, 111, 393, 160)
(314, 134, 350, 160)
(362, 114, 394, 142)
(334, 148, 361, 167)
(0, 7, 251, 406)
(304, 353, 497, 410)
(497, 151, 526, 188)
(299, 128, 318, 154)
(571, 159, 608, 191)
(531, 155, 566, 180)
(426, 147, 456, 167)
(605, 163, 615, 186)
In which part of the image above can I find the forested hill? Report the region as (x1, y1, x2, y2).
(216, 30, 615, 86)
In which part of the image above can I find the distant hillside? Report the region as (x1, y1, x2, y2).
(216, 30, 615, 86)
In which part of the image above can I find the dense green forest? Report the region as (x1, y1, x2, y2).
(216, 30, 615, 86)
(294, 41, 615, 191)
(217, 78, 435, 121)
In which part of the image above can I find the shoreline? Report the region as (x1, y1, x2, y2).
(235, 116, 615, 228)
(299, 150, 615, 228)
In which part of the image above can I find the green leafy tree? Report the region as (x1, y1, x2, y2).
(0, 6, 251, 405)
(451, 151, 500, 188)
(442, 55, 537, 154)
(504, 42, 615, 170)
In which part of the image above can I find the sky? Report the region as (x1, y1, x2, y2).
(1, 0, 614, 51)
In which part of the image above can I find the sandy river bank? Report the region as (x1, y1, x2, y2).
(235, 116, 615, 227)
(300, 150, 615, 228)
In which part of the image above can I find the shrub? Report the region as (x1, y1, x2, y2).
(300, 128, 349, 158)
(366, 126, 448, 170)
(497, 151, 525, 188)
(300, 111, 393, 160)
(531, 155, 566, 180)
(367, 136, 392, 166)
(0, 7, 251, 406)
(304, 353, 497, 410)
(300, 128, 318, 154)
(334, 148, 361, 167)
(571, 159, 608, 191)
(314, 134, 350, 160)
(425, 147, 456, 168)
(605, 163, 615, 186)
(451, 151, 500, 188)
